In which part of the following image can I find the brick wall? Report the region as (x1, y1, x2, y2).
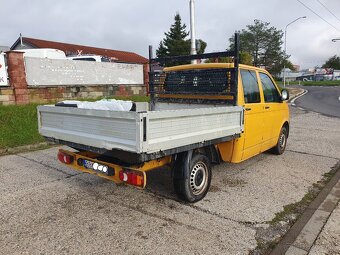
(0, 51, 147, 105)
(27, 84, 146, 104)
(0, 88, 15, 105)
(7, 51, 29, 104)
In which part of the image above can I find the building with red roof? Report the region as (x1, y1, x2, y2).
(10, 36, 148, 64)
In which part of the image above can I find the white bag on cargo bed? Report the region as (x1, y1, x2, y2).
(58, 99, 133, 111)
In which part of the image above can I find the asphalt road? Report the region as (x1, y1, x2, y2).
(0, 107, 339, 254)
(292, 86, 340, 118)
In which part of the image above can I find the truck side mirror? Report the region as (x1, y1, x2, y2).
(281, 89, 289, 101)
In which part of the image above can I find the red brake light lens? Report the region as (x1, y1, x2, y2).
(119, 169, 144, 187)
(57, 151, 74, 164)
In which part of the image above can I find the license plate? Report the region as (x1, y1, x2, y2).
(83, 159, 94, 169)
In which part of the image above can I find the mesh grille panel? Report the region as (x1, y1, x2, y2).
(150, 68, 237, 104)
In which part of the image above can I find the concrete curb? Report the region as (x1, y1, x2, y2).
(271, 162, 340, 255)
(0, 142, 55, 157)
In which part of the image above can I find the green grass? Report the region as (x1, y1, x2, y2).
(301, 80, 340, 86)
(269, 165, 338, 225)
(0, 104, 44, 149)
(0, 96, 150, 149)
(276, 80, 340, 87)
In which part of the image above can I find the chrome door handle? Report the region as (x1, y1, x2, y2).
(265, 106, 270, 109)
(245, 108, 252, 111)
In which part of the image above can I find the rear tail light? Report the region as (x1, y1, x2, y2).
(119, 169, 144, 187)
(58, 151, 74, 164)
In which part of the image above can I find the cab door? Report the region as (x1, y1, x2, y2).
(240, 69, 265, 161)
(258, 72, 284, 151)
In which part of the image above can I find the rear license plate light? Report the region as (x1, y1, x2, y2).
(79, 159, 114, 176)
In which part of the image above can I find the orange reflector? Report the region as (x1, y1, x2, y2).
(136, 175, 143, 186)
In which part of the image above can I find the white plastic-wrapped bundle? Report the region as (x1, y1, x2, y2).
(57, 99, 134, 111)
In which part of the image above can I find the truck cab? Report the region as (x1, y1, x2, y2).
(154, 62, 289, 164)
(219, 64, 289, 163)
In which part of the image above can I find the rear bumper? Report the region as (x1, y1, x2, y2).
(57, 149, 172, 188)
(59, 149, 125, 185)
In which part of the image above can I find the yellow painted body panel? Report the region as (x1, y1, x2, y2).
(161, 63, 289, 164)
(60, 149, 124, 184)
(215, 64, 290, 163)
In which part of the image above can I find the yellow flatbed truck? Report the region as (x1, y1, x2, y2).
(38, 35, 289, 202)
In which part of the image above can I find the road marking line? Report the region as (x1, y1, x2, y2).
(290, 90, 308, 106)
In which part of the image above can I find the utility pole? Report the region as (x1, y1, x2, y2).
(189, 0, 197, 64)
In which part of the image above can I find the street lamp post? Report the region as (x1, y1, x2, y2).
(283, 16, 306, 87)
(189, 0, 197, 64)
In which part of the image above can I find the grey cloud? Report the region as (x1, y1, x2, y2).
(1, 0, 340, 68)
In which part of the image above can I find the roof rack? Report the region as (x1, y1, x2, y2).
(148, 33, 240, 109)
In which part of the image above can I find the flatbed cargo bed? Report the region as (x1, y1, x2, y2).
(38, 105, 244, 161)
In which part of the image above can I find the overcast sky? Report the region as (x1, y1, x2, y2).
(2, 0, 340, 69)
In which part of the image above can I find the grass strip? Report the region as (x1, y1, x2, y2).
(301, 80, 340, 86)
(0, 96, 149, 149)
(0, 104, 44, 149)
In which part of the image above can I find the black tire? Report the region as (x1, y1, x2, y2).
(173, 152, 212, 203)
(271, 126, 288, 155)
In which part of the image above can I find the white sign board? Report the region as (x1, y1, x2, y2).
(0, 53, 8, 86)
(24, 57, 144, 86)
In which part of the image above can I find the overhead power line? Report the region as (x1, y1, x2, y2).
(316, 0, 340, 23)
(296, 0, 340, 32)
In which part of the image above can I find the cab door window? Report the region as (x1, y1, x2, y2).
(240, 70, 260, 103)
(259, 73, 281, 103)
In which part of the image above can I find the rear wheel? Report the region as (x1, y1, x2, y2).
(173, 152, 212, 203)
(271, 126, 288, 155)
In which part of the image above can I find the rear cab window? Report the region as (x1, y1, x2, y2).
(240, 69, 261, 104)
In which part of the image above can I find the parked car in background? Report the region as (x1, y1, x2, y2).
(16, 48, 66, 59)
(67, 55, 117, 62)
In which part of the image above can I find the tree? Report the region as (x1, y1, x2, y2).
(156, 13, 207, 66)
(205, 51, 253, 65)
(240, 52, 253, 65)
(228, 20, 287, 76)
(322, 55, 340, 69)
(195, 39, 207, 54)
